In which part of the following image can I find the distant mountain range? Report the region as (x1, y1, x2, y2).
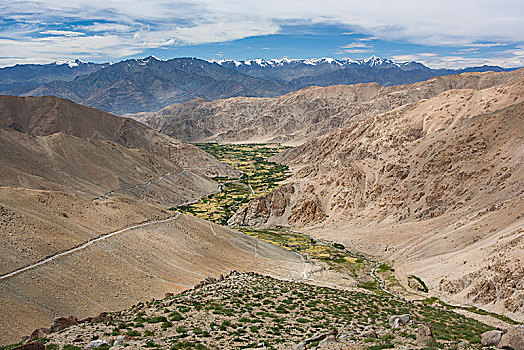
(0, 56, 517, 115)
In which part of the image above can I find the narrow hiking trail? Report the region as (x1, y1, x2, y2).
(0, 213, 181, 280)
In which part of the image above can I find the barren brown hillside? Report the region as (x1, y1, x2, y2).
(131, 69, 524, 144)
(0, 95, 239, 275)
(0, 96, 292, 345)
(229, 76, 524, 320)
(0, 214, 304, 344)
(0, 95, 239, 177)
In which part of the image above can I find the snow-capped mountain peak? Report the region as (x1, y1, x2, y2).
(208, 56, 412, 69)
(53, 59, 86, 68)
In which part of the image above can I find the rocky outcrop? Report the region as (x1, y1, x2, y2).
(498, 327, 524, 350)
(389, 314, 410, 328)
(228, 184, 295, 227)
(227, 183, 327, 227)
(417, 324, 436, 347)
(49, 316, 78, 332)
(27, 316, 79, 341)
(482, 330, 504, 347)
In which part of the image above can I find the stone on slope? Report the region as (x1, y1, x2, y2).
(388, 314, 410, 328)
(87, 340, 109, 349)
(498, 326, 524, 350)
(482, 330, 504, 347)
(417, 324, 436, 347)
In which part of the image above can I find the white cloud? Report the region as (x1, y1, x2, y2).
(40, 30, 85, 36)
(76, 22, 133, 33)
(342, 49, 374, 53)
(392, 52, 524, 69)
(0, 0, 523, 66)
(341, 42, 373, 49)
(467, 42, 508, 48)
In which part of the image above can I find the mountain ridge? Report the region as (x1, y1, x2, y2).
(131, 68, 524, 144)
(0, 56, 518, 115)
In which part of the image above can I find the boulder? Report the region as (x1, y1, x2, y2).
(12, 343, 45, 350)
(388, 314, 410, 328)
(29, 328, 50, 339)
(498, 326, 524, 350)
(482, 330, 504, 347)
(319, 335, 337, 347)
(87, 340, 109, 349)
(113, 335, 126, 347)
(417, 324, 436, 347)
(49, 316, 78, 332)
(292, 342, 306, 350)
(360, 330, 378, 338)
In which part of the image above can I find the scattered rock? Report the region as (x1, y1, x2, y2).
(360, 330, 378, 338)
(72, 335, 83, 343)
(389, 314, 410, 328)
(458, 341, 469, 350)
(305, 329, 338, 343)
(498, 326, 524, 350)
(482, 330, 504, 347)
(292, 342, 306, 350)
(87, 340, 109, 349)
(50, 316, 78, 332)
(319, 334, 337, 347)
(417, 324, 436, 347)
(113, 335, 126, 347)
(12, 343, 45, 350)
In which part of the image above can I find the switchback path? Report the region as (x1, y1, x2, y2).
(95, 169, 189, 200)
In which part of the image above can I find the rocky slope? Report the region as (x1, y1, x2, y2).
(0, 95, 272, 344)
(132, 69, 524, 144)
(0, 95, 239, 178)
(0, 94, 243, 267)
(10, 272, 503, 350)
(228, 74, 524, 320)
(0, 215, 305, 345)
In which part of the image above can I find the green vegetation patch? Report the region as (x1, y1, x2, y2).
(176, 143, 291, 224)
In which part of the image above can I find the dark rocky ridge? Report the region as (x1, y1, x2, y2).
(0, 56, 517, 115)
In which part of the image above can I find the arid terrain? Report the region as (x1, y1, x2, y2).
(1, 69, 523, 348)
(0, 96, 303, 344)
(23, 272, 499, 350)
(228, 72, 524, 321)
(131, 69, 524, 144)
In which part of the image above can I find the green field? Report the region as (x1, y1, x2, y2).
(177, 143, 291, 225)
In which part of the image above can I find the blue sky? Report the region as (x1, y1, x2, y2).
(1, 0, 523, 68)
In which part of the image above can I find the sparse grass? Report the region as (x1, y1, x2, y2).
(40, 273, 489, 349)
